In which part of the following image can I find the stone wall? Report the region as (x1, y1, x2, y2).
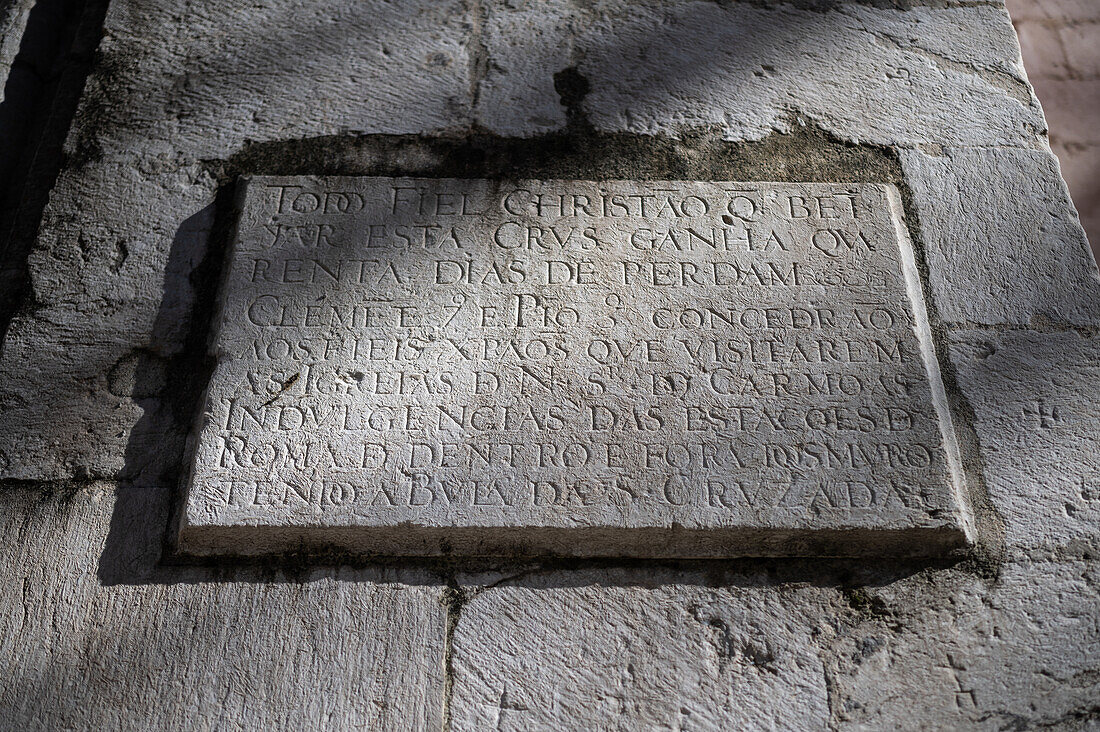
(1009, 0, 1100, 258)
(1, 1, 1099, 729)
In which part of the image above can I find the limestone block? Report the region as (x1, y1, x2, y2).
(0, 0, 475, 483)
(0, 485, 445, 730)
(0, 0, 1057, 487)
(179, 177, 972, 557)
(901, 146, 1100, 327)
(475, 2, 571, 134)
(452, 561, 1100, 730)
(448, 576, 832, 731)
(0, 318, 149, 480)
(66, 0, 1042, 156)
(840, 4, 1032, 89)
(0, 162, 217, 482)
(950, 330, 1100, 552)
(481, 0, 1042, 146)
(77, 0, 473, 161)
(831, 561, 1100, 728)
(0, 0, 1096, 728)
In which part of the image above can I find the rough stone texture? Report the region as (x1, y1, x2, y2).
(0, 0, 34, 92)
(480, 0, 1040, 146)
(451, 561, 1100, 730)
(0, 163, 218, 481)
(829, 560, 1100, 728)
(0, 0, 112, 337)
(0, 0, 1097, 728)
(1009, 0, 1100, 255)
(450, 574, 833, 730)
(901, 145, 1100, 327)
(84, 0, 473, 161)
(181, 177, 970, 557)
(0, 485, 446, 730)
(0, 0, 1062, 483)
(950, 330, 1100, 553)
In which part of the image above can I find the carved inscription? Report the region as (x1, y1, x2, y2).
(180, 178, 971, 556)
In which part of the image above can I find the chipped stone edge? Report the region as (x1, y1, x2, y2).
(175, 177, 255, 553)
(885, 183, 975, 544)
(176, 177, 975, 559)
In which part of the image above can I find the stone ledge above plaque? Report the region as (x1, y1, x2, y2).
(178, 177, 974, 557)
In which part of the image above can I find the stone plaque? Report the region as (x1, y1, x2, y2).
(179, 177, 973, 557)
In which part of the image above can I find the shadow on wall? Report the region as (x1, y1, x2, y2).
(0, 0, 109, 345)
(101, 120, 960, 588)
(0, 0, 990, 586)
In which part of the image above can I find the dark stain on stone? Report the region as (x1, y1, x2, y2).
(843, 587, 898, 624)
(440, 581, 470, 731)
(852, 635, 885, 663)
(209, 122, 903, 186)
(553, 66, 592, 130)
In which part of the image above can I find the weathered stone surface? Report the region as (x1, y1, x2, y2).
(0, 0, 35, 99)
(0, 485, 446, 730)
(0, 163, 218, 482)
(901, 146, 1100, 327)
(828, 560, 1100, 729)
(950, 330, 1100, 552)
(0, 0, 1097, 727)
(0, 0, 1052, 486)
(481, 0, 1040, 146)
(179, 177, 971, 556)
(450, 575, 832, 731)
(56, 0, 1041, 164)
(83, 0, 473, 160)
(452, 561, 1100, 730)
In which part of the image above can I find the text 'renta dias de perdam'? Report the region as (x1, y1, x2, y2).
(179, 177, 973, 557)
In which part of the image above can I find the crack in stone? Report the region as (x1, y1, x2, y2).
(440, 580, 469, 732)
(861, 26, 1035, 106)
(465, 0, 490, 122)
(946, 321, 1099, 337)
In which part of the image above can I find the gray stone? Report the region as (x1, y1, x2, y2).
(0, 0, 35, 98)
(0, 0, 1097, 727)
(481, 0, 1042, 146)
(0, 0, 1056, 486)
(828, 560, 1100, 729)
(902, 146, 1100, 327)
(0, 485, 446, 730)
(0, 163, 218, 482)
(449, 576, 832, 731)
(950, 329, 1100, 553)
(179, 177, 972, 557)
(450, 561, 1100, 730)
(82, 0, 474, 160)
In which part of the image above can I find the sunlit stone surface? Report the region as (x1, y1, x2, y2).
(179, 177, 971, 556)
